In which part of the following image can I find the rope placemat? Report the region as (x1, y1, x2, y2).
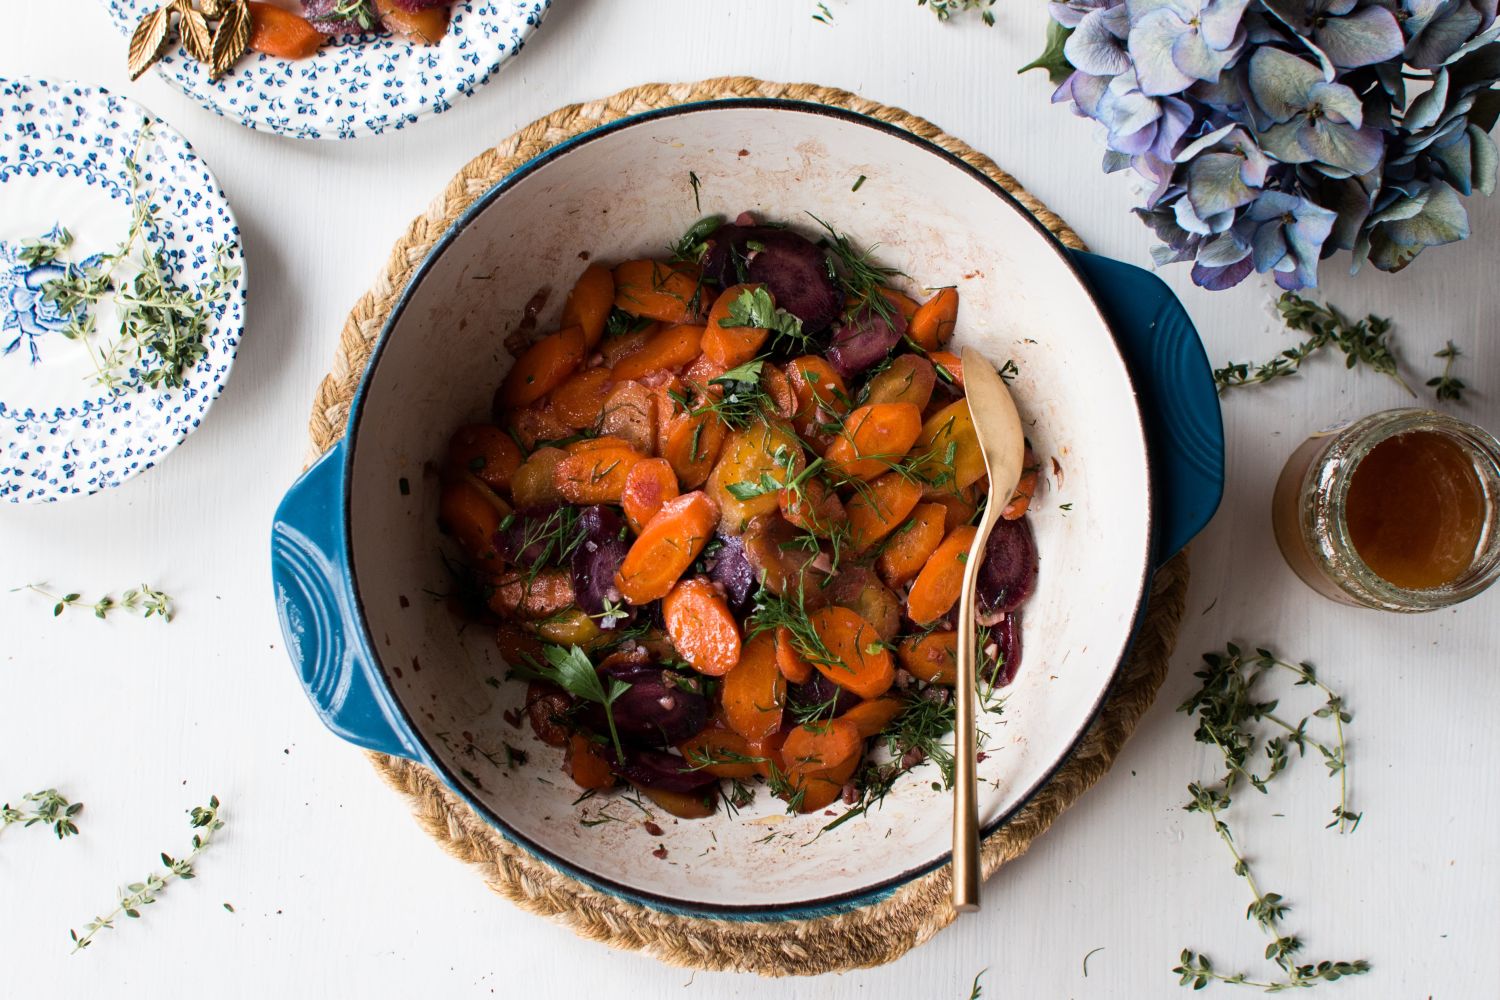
(303, 76, 1190, 976)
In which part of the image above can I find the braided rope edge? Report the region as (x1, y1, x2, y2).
(304, 76, 1189, 977)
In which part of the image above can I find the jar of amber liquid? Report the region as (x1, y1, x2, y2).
(1272, 409, 1500, 612)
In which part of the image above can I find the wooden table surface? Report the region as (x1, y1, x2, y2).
(3, 1, 1496, 997)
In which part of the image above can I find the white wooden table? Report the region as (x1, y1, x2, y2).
(4, 2, 1496, 996)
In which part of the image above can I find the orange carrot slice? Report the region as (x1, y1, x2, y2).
(906, 525, 978, 624)
(501, 327, 586, 408)
(721, 632, 784, 740)
(845, 472, 923, 552)
(702, 283, 770, 368)
(806, 606, 895, 699)
(613, 260, 706, 324)
(824, 403, 923, 481)
(621, 458, 680, 535)
(877, 501, 947, 587)
(663, 577, 742, 676)
(614, 491, 718, 604)
(909, 287, 958, 351)
(561, 264, 615, 348)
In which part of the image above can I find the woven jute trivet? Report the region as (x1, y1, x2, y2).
(302, 77, 1190, 976)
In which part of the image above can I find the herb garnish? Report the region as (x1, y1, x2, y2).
(513, 645, 632, 764)
(1214, 294, 1411, 395)
(810, 214, 906, 323)
(719, 287, 812, 353)
(330, 0, 378, 29)
(16, 583, 174, 622)
(670, 215, 726, 264)
(2, 789, 83, 840)
(670, 358, 778, 431)
(35, 125, 240, 391)
(71, 796, 225, 953)
(1427, 340, 1466, 402)
(920, 0, 997, 25)
(1173, 644, 1368, 992)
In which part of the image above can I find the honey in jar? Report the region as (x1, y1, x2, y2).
(1272, 409, 1500, 612)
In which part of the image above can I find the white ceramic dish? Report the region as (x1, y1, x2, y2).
(97, 0, 550, 140)
(272, 101, 1222, 917)
(0, 77, 245, 503)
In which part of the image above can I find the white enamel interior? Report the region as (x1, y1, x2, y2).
(345, 104, 1151, 912)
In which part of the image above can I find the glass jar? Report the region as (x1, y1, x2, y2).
(1272, 408, 1500, 612)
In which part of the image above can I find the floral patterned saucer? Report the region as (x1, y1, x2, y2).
(0, 78, 245, 503)
(97, 1, 552, 141)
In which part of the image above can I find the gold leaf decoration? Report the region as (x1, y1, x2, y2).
(127, 6, 173, 81)
(209, 1, 252, 80)
(199, 0, 227, 16)
(176, 1, 213, 64)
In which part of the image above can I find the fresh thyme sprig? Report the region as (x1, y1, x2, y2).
(813, 2, 834, 24)
(1173, 644, 1367, 992)
(70, 796, 225, 953)
(16, 583, 175, 622)
(330, 0, 378, 30)
(37, 124, 240, 392)
(2, 789, 83, 840)
(1427, 341, 1466, 402)
(18, 226, 73, 268)
(1214, 294, 1412, 395)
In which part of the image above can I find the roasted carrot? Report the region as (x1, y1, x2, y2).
(793, 753, 861, 813)
(932, 483, 979, 532)
(906, 525, 978, 624)
(840, 697, 905, 738)
(862, 354, 937, 411)
(929, 350, 964, 390)
(702, 283, 770, 368)
(547, 366, 614, 429)
(611, 324, 705, 382)
(875, 286, 921, 324)
(845, 472, 923, 552)
(438, 478, 502, 562)
(247, 2, 326, 59)
(786, 356, 848, 421)
(561, 264, 615, 348)
(567, 733, 616, 790)
(721, 632, 784, 740)
(663, 577, 742, 676)
(706, 419, 805, 533)
(912, 399, 986, 491)
(760, 362, 797, 419)
(614, 491, 718, 604)
(446, 424, 522, 494)
(553, 442, 643, 504)
(621, 458, 680, 534)
(501, 327, 586, 408)
(807, 606, 895, 699)
(677, 728, 760, 779)
(509, 446, 568, 508)
(877, 502, 947, 587)
(613, 260, 706, 324)
(824, 402, 924, 481)
(778, 475, 846, 538)
(638, 784, 717, 819)
(1002, 445, 1040, 519)
(373, 0, 448, 44)
(909, 287, 958, 351)
(775, 626, 814, 684)
(780, 717, 862, 812)
(746, 729, 788, 781)
(898, 631, 958, 685)
(659, 404, 726, 490)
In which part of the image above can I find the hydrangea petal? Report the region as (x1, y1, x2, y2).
(1251, 220, 1290, 271)
(1259, 120, 1315, 161)
(1198, 0, 1253, 50)
(1404, 68, 1451, 131)
(1299, 119, 1385, 174)
(1068, 9, 1133, 74)
(1197, 230, 1254, 265)
(1192, 255, 1256, 289)
(1471, 123, 1498, 195)
(1249, 47, 1322, 121)
(1187, 151, 1260, 215)
(1172, 26, 1243, 82)
(1315, 6, 1406, 67)
(1382, 179, 1470, 246)
(1407, 1, 1483, 67)
(1307, 80, 1365, 127)
(1130, 10, 1201, 94)
(1430, 126, 1475, 193)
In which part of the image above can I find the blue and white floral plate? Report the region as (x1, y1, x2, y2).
(0, 78, 245, 503)
(98, 1, 551, 141)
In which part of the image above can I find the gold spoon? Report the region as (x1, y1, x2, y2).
(952, 346, 1027, 912)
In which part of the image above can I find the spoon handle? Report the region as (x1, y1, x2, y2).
(952, 500, 1000, 912)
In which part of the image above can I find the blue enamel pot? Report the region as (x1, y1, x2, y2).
(271, 101, 1224, 919)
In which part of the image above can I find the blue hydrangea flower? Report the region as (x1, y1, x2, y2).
(1127, 0, 1253, 95)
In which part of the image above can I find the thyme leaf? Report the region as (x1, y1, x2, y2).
(2, 789, 83, 840)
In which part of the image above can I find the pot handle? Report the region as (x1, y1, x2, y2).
(271, 442, 422, 759)
(1067, 250, 1224, 568)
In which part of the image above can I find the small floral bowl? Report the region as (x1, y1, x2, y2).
(97, 1, 551, 141)
(271, 101, 1224, 917)
(0, 78, 245, 503)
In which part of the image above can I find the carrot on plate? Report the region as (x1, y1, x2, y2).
(561, 264, 615, 348)
(845, 472, 922, 552)
(909, 287, 958, 351)
(638, 784, 717, 819)
(721, 632, 785, 740)
(806, 606, 895, 699)
(547, 367, 614, 429)
(1002, 445, 1040, 519)
(824, 403, 923, 481)
(780, 717, 863, 812)
(613, 260, 707, 324)
(912, 399, 986, 491)
(247, 2, 326, 59)
(702, 283, 770, 368)
(614, 491, 718, 604)
(929, 350, 964, 390)
(501, 327, 586, 408)
(663, 577, 742, 676)
(677, 728, 760, 779)
(877, 502, 948, 587)
(438, 478, 503, 562)
(567, 734, 616, 790)
(840, 696, 906, 738)
(876, 287, 921, 324)
(906, 525, 978, 624)
(621, 458, 680, 534)
(659, 400, 727, 489)
(446, 424, 522, 494)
